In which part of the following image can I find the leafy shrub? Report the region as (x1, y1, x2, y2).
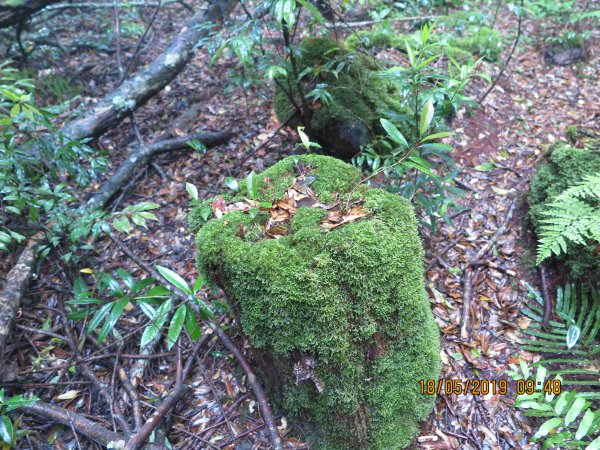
(0, 390, 37, 447)
(273, 37, 410, 159)
(529, 141, 600, 277)
(190, 154, 441, 449)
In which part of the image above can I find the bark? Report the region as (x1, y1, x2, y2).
(61, 0, 237, 142)
(0, 0, 62, 29)
(0, 131, 232, 367)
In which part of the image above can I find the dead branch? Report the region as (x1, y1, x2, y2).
(0, 0, 62, 29)
(19, 401, 124, 447)
(539, 264, 553, 329)
(61, 0, 237, 142)
(108, 233, 284, 450)
(87, 130, 232, 210)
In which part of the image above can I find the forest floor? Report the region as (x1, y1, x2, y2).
(3, 1, 600, 449)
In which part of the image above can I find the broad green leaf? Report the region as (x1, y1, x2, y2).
(0, 416, 13, 444)
(116, 269, 135, 290)
(296, 0, 324, 22)
(420, 131, 454, 143)
(564, 397, 587, 426)
(419, 99, 434, 137)
(273, 0, 296, 25)
(185, 305, 202, 341)
(193, 276, 204, 294)
(587, 435, 600, 450)
(97, 297, 129, 344)
(167, 305, 186, 350)
(246, 171, 257, 199)
(533, 417, 563, 439)
(86, 303, 112, 335)
(575, 408, 594, 439)
(474, 161, 496, 172)
(380, 118, 408, 148)
(224, 177, 239, 191)
(4, 395, 38, 412)
(297, 126, 311, 150)
(405, 40, 415, 67)
(140, 298, 173, 348)
(185, 182, 199, 201)
(143, 285, 171, 299)
(156, 265, 192, 295)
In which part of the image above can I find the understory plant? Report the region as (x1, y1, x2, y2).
(189, 154, 441, 449)
(529, 141, 600, 278)
(0, 390, 38, 448)
(507, 361, 600, 449)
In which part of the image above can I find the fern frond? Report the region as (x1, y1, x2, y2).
(521, 283, 600, 397)
(536, 175, 600, 264)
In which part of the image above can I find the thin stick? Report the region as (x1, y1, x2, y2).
(478, 0, 524, 104)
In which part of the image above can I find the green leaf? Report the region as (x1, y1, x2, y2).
(273, 0, 296, 25)
(296, 0, 324, 22)
(587, 435, 600, 450)
(185, 182, 199, 201)
(167, 305, 186, 350)
(420, 131, 454, 143)
(566, 325, 581, 349)
(380, 118, 408, 148)
(0, 416, 13, 444)
(116, 269, 135, 290)
(86, 303, 112, 335)
(533, 417, 563, 440)
(564, 397, 586, 426)
(575, 408, 594, 439)
(419, 99, 434, 137)
(184, 305, 202, 341)
(140, 298, 173, 348)
(474, 161, 496, 172)
(97, 297, 129, 344)
(156, 265, 192, 295)
(192, 276, 204, 294)
(224, 177, 239, 191)
(246, 171, 257, 200)
(4, 395, 38, 412)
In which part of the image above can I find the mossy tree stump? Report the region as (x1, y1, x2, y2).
(190, 155, 441, 449)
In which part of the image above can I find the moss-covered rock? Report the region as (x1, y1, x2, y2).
(274, 38, 410, 160)
(190, 155, 441, 449)
(529, 142, 600, 278)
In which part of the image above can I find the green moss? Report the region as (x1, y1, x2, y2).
(344, 17, 502, 62)
(529, 143, 600, 278)
(191, 155, 441, 449)
(274, 38, 410, 159)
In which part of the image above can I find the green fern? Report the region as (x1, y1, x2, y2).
(536, 174, 600, 264)
(507, 362, 600, 449)
(521, 282, 600, 398)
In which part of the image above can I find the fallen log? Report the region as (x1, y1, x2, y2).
(0, 131, 232, 366)
(0, 0, 62, 29)
(61, 0, 237, 142)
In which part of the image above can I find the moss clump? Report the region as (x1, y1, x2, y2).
(529, 142, 600, 278)
(344, 15, 502, 62)
(274, 38, 410, 159)
(191, 155, 441, 449)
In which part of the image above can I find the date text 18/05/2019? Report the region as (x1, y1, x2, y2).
(419, 379, 563, 396)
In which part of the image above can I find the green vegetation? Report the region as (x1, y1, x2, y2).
(345, 12, 503, 62)
(273, 37, 410, 159)
(529, 142, 600, 278)
(190, 154, 441, 449)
